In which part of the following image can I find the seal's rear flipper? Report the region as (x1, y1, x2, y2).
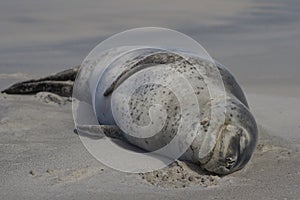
(1, 66, 79, 97)
(76, 125, 123, 140)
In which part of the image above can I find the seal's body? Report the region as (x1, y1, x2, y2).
(75, 47, 258, 175)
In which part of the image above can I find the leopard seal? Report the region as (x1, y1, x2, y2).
(2, 47, 258, 175)
(73, 46, 258, 175)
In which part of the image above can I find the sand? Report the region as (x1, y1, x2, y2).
(0, 87, 299, 199)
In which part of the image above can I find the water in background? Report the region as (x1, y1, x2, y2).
(0, 0, 299, 92)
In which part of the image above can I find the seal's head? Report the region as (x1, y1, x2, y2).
(202, 124, 257, 175)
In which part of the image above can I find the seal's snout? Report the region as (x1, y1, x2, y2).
(202, 124, 253, 175)
(224, 156, 238, 170)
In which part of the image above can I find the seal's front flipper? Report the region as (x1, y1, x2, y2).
(76, 125, 123, 140)
(102, 48, 171, 96)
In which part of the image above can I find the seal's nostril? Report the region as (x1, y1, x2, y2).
(225, 157, 236, 169)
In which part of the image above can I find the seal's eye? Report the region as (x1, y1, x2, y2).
(225, 157, 236, 169)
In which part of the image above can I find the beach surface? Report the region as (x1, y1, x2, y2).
(1, 0, 300, 199)
(0, 91, 299, 200)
